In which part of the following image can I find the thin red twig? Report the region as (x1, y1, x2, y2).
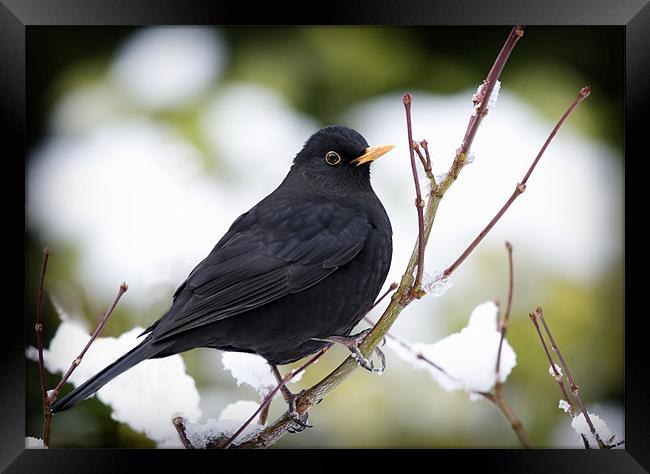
(369, 282, 398, 312)
(459, 25, 524, 156)
(442, 86, 591, 279)
(46, 282, 129, 404)
(496, 242, 513, 375)
(534, 307, 606, 448)
(35, 248, 51, 445)
(528, 311, 576, 418)
(403, 92, 427, 293)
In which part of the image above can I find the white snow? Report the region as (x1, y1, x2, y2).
(28, 309, 201, 446)
(25, 346, 39, 361)
(25, 437, 47, 449)
(416, 158, 432, 195)
(487, 80, 501, 111)
(549, 363, 563, 377)
(219, 400, 260, 421)
(571, 412, 613, 447)
(551, 402, 623, 448)
(472, 80, 501, 114)
(422, 271, 453, 298)
(221, 352, 276, 394)
(434, 172, 448, 185)
(221, 351, 302, 396)
(183, 400, 263, 448)
(386, 301, 515, 397)
(559, 399, 571, 413)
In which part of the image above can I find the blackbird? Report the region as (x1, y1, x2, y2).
(51, 125, 394, 415)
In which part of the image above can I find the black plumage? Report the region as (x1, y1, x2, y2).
(52, 125, 393, 413)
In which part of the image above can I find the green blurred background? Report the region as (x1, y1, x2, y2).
(26, 26, 623, 448)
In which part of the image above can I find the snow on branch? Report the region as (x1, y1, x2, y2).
(386, 301, 516, 398)
(27, 311, 201, 447)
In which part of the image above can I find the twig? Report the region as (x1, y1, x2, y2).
(257, 391, 272, 426)
(231, 25, 526, 447)
(413, 142, 429, 171)
(534, 307, 606, 448)
(362, 316, 450, 377)
(369, 282, 398, 312)
(39, 281, 127, 448)
(442, 86, 591, 279)
(364, 282, 450, 376)
(413, 140, 435, 189)
(35, 248, 51, 445)
(403, 92, 427, 295)
(46, 282, 129, 405)
(481, 388, 532, 448)
(173, 416, 194, 449)
(419, 139, 432, 173)
(487, 242, 532, 448)
(496, 242, 513, 375)
(528, 309, 576, 417)
(459, 25, 524, 157)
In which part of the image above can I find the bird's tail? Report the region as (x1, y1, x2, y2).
(50, 340, 164, 413)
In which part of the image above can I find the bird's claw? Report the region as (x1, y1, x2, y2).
(312, 328, 387, 375)
(286, 390, 313, 434)
(350, 344, 386, 374)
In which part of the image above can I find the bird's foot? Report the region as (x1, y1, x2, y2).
(286, 390, 312, 433)
(312, 328, 386, 374)
(270, 364, 313, 433)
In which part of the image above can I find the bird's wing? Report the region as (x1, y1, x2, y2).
(147, 197, 370, 342)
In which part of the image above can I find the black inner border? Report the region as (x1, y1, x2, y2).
(3, 0, 649, 472)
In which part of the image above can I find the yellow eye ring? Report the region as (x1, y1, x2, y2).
(325, 151, 341, 166)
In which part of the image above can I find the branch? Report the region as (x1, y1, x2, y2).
(531, 307, 606, 448)
(221, 346, 329, 449)
(363, 316, 451, 377)
(415, 139, 432, 174)
(369, 282, 398, 312)
(46, 282, 129, 405)
(496, 242, 513, 375)
(528, 309, 576, 417)
(403, 92, 427, 294)
(35, 248, 51, 446)
(530, 307, 623, 448)
(482, 387, 531, 448)
(484, 242, 532, 448)
(459, 25, 524, 156)
(171, 345, 331, 449)
(173, 416, 194, 449)
(235, 26, 527, 447)
(35, 268, 128, 448)
(442, 86, 591, 279)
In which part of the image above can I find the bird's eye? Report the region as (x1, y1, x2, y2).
(325, 151, 341, 166)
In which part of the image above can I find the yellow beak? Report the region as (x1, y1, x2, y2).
(351, 144, 395, 166)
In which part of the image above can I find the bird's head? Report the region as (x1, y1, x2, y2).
(289, 125, 395, 193)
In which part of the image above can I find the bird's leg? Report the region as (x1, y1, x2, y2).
(257, 390, 272, 426)
(270, 364, 313, 433)
(312, 328, 386, 375)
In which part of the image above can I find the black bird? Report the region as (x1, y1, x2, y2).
(51, 125, 394, 416)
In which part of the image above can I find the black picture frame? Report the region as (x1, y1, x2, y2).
(4, 0, 649, 471)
